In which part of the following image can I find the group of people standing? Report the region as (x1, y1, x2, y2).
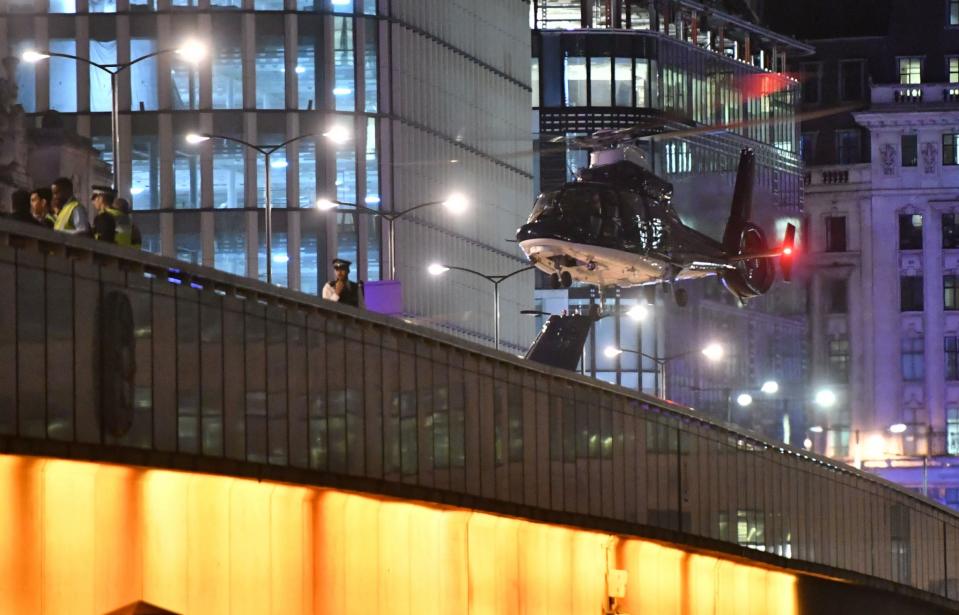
(7, 177, 141, 248)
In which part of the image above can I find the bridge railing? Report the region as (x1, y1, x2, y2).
(1, 218, 957, 605)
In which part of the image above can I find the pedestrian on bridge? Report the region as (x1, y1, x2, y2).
(51, 177, 91, 236)
(322, 258, 365, 308)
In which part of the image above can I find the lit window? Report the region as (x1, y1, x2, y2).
(614, 58, 632, 106)
(174, 213, 201, 265)
(89, 0, 116, 12)
(535, 0, 583, 29)
(11, 39, 36, 112)
(634, 58, 649, 107)
(214, 212, 247, 277)
(901, 275, 925, 312)
(901, 337, 925, 381)
(256, 21, 286, 110)
(590, 56, 612, 106)
(211, 0, 241, 6)
(945, 133, 959, 165)
(129, 0, 155, 9)
(564, 56, 587, 106)
(364, 24, 378, 113)
(212, 138, 245, 209)
(333, 16, 355, 112)
(950, 57, 959, 83)
(255, 0, 283, 7)
(902, 134, 918, 167)
(828, 337, 850, 383)
(825, 215, 846, 252)
(898, 57, 922, 85)
(131, 133, 159, 210)
(899, 213, 923, 250)
(90, 39, 116, 112)
(531, 58, 540, 107)
(951, 0, 959, 26)
(171, 56, 199, 110)
(365, 117, 380, 280)
(947, 336, 959, 380)
(945, 274, 959, 310)
(212, 27, 243, 109)
(257, 135, 286, 209)
(49, 39, 77, 113)
(298, 30, 318, 110)
(948, 407, 959, 455)
(49, 0, 76, 12)
(130, 38, 159, 111)
(174, 147, 201, 208)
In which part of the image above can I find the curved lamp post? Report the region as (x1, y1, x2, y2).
(428, 263, 534, 351)
(604, 342, 725, 399)
(23, 40, 207, 194)
(317, 194, 468, 280)
(186, 127, 351, 284)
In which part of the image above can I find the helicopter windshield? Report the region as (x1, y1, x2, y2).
(556, 184, 624, 243)
(527, 192, 559, 223)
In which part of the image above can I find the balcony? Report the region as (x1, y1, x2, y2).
(871, 82, 959, 107)
(803, 163, 871, 189)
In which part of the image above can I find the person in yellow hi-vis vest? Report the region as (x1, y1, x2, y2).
(92, 186, 141, 247)
(51, 177, 91, 235)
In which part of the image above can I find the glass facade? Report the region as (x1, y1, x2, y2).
(4, 4, 383, 296)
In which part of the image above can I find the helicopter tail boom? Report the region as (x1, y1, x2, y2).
(722, 148, 756, 255)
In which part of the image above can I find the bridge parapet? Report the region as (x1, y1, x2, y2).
(1, 219, 958, 608)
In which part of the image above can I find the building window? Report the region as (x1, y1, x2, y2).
(898, 57, 922, 85)
(256, 19, 286, 109)
(49, 0, 76, 12)
(174, 148, 201, 208)
(825, 215, 846, 252)
(131, 133, 159, 210)
(535, 0, 583, 29)
(899, 214, 923, 250)
(212, 138, 244, 209)
(827, 278, 848, 313)
(333, 16, 355, 112)
(948, 407, 959, 454)
(902, 134, 918, 167)
(801, 62, 821, 104)
(634, 58, 649, 107)
(945, 274, 959, 309)
(839, 60, 864, 101)
(49, 39, 78, 113)
(951, 0, 959, 25)
(945, 214, 959, 249)
(90, 39, 116, 112)
(836, 129, 861, 164)
(213, 17, 243, 109)
(901, 275, 924, 311)
(614, 57, 632, 106)
(947, 336, 959, 380)
(901, 337, 925, 381)
(590, 56, 612, 106)
(828, 337, 850, 383)
(565, 55, 587, 106)
(950, 57, 959, 83)
(130, 38, 159, 111)
(171, 56, 199, 110)
(945, 133, 959, 165)
(298, 29, 318, 111)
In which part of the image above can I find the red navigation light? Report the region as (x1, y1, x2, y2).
(782, 246, 793, 256)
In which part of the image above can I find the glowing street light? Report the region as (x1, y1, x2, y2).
(323, 194, 469, 280)
(25, 40, 207, 194)
(814, 389, 837, 408)
(701, 342, 725, 362)
(322, 125, 352, 145)
(427, 263, 534, 351)
(626, 304, 649, 321)
(809, 425, 824, 433)
(761, 380, 780, 395)
(604, 342, 726, 399)
(736, 393, 754, 407)
(889, 423, 908, 434)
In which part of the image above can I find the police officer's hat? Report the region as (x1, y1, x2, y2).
(91, 184, 116, 198)
(332, 258, 352, 270)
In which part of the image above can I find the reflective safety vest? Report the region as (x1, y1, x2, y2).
(53, 200, 80, 231)
(106, 207, 141, 248)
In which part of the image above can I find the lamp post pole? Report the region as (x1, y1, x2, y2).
(430, 264, 534, 351)
(187, 132, 322, 285)
(322, 198, 464, 280)
(24, 45, 205, 195)
(609, 344, 724, 399)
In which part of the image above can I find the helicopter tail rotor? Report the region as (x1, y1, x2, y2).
(780, 223, 797, 282)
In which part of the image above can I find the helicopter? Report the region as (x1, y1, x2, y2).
(515, 132, 796, 308)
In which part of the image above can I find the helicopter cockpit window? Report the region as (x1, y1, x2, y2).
(527, 192, 559, 223)
(556, 185, 624, 243)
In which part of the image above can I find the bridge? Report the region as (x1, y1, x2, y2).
(0, 218, 956, 615)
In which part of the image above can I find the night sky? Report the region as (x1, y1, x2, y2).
(762, 0, 893, 39)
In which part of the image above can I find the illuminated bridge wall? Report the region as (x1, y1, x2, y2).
(0, 219, 958, 613)
(0, 455, 799, 615)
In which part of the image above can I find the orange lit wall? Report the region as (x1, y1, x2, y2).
(0, 454, 797, 615)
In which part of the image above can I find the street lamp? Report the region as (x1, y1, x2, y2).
(24, 40, 206, 194)
(428, 263, 534, 351)
(603, 342, 724, 399)
(814, 388, 837, 408)
(186, 127, 350, 284)
(318, 194, 468, 280)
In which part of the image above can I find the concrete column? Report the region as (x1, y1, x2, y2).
(925, 202, 946, 439)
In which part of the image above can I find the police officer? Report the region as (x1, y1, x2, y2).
(92, 186, 141, 247)
(322, 258, 364, 307)
(51, 177, 91, 235)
